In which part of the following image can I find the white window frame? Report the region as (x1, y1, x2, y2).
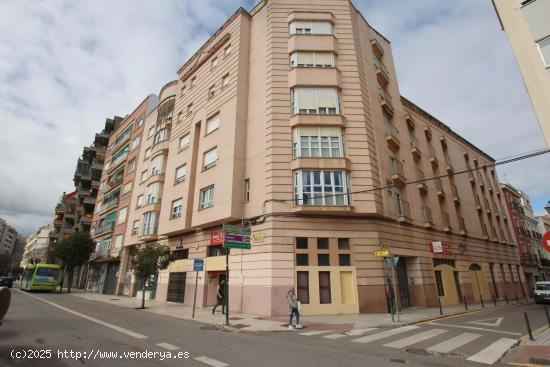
(132, 220, 140, 235)
(244, 179, 250, 203)
(148, 126, 155, 138)
(208, 85, 215, 99)
(211, 56, 218, 69)
(202, 147, 218, 170)
(171, 199, 183, 219)
(142, 211, 157, 235)
(293, 170, 349, 206)
(113, 234, 123, 252)
(222, 74, 230, 88)
(289, 52, 336, 68)
(293, 126, 344, 158)
(537, 36, 550, 67)
(130, 136, 140, 151)
(136, 116, 143, 128)
(175, 164, 187, 184)
(291, 88, 340, 115)
(206, 114, 220, 135)
(224, 44, 232, 57)
(146, 182, 160, 204)
(150, 154, 164, 176)
(199, 186, 215, 210)
(117, 207, 127, 224)
(179, 133, 190, 151)
(289, 21, 333, 35)
(136, 195, 144, 208)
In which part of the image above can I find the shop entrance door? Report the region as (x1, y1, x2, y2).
(396, 258, 411, 308)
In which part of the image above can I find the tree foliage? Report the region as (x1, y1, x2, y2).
(54, 231, 95, 293)
(130, 244, 170, 309)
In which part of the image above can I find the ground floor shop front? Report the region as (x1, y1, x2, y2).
(112, 216, 525, 317)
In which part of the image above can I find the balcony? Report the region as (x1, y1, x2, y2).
(484, 199, 492, 215)
(152, 138, 170, 156)
(107, 152, 128, 174)
(288, 34, 337, 53)
(440, 136, 448, 149)
(459, 217, 467, 236)
(410, 136, 422, 161)
(91, 222, 114, 237)
(390, 159, 406, 186)
(468, 170, 475, 184)
(405, 114, 416, 130)
(384, 122, 400, 151)
(139, 225, 159, 242)
(443, 212, 451, 232)
(396, 198, 411, 223)
(429, 146, 438, 167)
(451, 184, 460, 204)
(374, 57, 389, 87)
(370, 39, 384, 58)
(108, 132, 131, 154)
(445, 156, 453, 173)
(288, 67, 341, 88)
(94, 243, 110, 258)
(417, 170, 427, 195)
(478, 175, 485, 189)
(378, 88, 394, 117)
(99, 198, 119, 214)
(435, 178, 445, 200)
(422, 206, 433, 228)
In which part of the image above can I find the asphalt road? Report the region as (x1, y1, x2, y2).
(0, 289, 548, 367)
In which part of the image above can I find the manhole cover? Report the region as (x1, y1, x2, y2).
(406, 349, 433, 356)
(530, 358, 550, 366)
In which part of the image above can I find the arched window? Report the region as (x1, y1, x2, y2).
(469, 264, 481, 271)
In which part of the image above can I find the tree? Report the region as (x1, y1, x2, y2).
(130, 244, 170, 309)
(55, 231, 95, 293)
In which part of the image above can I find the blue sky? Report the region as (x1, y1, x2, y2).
(0, 0, 548, 235)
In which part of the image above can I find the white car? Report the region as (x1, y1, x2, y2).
(534, 281, 550, 304)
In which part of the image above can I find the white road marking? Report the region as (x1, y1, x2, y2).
(344, 328, 378, 336)
(429, 322, 521, 336)
(466, 338, 518, 365)
(351, 325, 420, 344)
(383, 329, 447, 349)
(156, 343, 180, 351)
(193, 356, 229, 367)
(322, 334, 347, 339)
(467, 317, 504, 328)
(299, 330, 333, 336)
(17, 289, 147, 339)
(427, 332, 482, 353)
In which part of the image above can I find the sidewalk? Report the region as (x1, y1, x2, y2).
(66, 290, 530, 333)
(507, 328, 550, 366)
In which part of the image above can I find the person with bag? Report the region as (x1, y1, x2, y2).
(287, 287, 302, 329)
(212, 279, 226, 315)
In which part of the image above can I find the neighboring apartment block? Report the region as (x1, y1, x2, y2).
(492, 0, 550, 148)
(104, 0, 524, 316)
(0, 217, 19, 256)
(21, 225, 52, 267)
(89, 95, 158, 294)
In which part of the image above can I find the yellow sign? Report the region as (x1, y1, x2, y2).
(251, 233, 265, 243)
(374, 249, 390, 257)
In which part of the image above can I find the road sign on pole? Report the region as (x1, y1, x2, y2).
(192, 259, 204, 319)
(542, 231, 550, 253)
(222, 224, 251, 249)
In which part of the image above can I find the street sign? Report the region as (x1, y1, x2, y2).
(211, 230, 224, 245)
(223, 224, 251, 249)
(374, 249, 390, 257)
(542, 231, 550, 253)
(193, 259, 204, 272)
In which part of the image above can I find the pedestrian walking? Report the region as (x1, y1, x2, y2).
(385, 279, 395, 315)
(212, 279, 226, 315)
(287, 287, 301, 329)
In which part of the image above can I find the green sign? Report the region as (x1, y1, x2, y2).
(223, 224, 251, 249)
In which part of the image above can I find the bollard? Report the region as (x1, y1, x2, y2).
(524, 312, 534, 341)
(463, 295, 468, 311)
(438, 296, 443, 315)
(480, 294, 485, 308)
(545, 306, 550, 328)
(505, 293, 509, 305)
(493, 294, 497, 307)
(516, 294, 519, 304)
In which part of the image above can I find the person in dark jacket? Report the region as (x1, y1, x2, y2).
(212, 279, 226, 315)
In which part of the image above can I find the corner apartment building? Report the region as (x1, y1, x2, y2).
(0, 217, 19, 256)
(89, 95, 158, 294)
(492, 0, 550, 148)
(501, 183, 550, 284)
(21, 225, 52, 267)
(114, 0, 524, 316)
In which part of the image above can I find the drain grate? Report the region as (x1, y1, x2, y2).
(389, 358, 407, 364)
(109, 298, 120, 301)
(530, 358, 550, 366)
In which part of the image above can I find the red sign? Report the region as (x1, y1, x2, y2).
(210, 230, 224, 245)
(429, 241, 453, 255)
(542, 231, 550, 253)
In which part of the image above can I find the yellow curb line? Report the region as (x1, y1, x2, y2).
(519, 325, 548, 342)
(508, 362, 543, 367)
(413, 302, 529, 326)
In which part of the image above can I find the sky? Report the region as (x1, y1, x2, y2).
(0, 0, 548, 236)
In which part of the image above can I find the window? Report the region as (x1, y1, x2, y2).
(142, 211, 157, 235)
(130, 136, 140, 151)
(224, 44, 232, 57)
(175, 164, 187, 183)
(290, 52, 335, 68)
(187, 102, 193, 115)
(112, 145, 129, 163)
(117, 207, 127, 224)
(211, 56, 218, 69)
(115, 124, 133, 144)
(136, 116, 144, 128)
(244, 179, 250, 203)
(339, 254, 351, 266)
(177, 111, 182, 123)
(317, 238, 329, 249)
(207, 245, 227, 257)
(291, 88, 340, 115)
(208, 85, 215, 99)
(127, 159, 136, 173)
(317, 254, 330, 266)
(144, 148, 151, 160)
(435, 270, 445, 296)
(176, 135, 189, 152)
(319, 271, 332, 304)
(289, 21, 332, 35)
(148, 126, 155, 138)
(537, 36, 550, 67)
(190, 77, 196, 88)
(206, 114, 220, 135)
(296, 237, 308, 249)
(140, 170, 148, 183)
(296, 254, 309, 266)
(297, 271, 309, 304)
(180, 85, 186, 96)
(136, 195, 144, 208)
(222, 74, 230, 88)
(199, 185, 214, 209)
(132, 220, 140, 235)
(508, 264, 515, 281)
(150, 155, 164, 176)
(171, 199, 183, 219)
(338, 238, 350, 250)
(293, 126, 343, 157)
(154, 128, 168, 145)
(146, 182, 160, 204)
(294, 170, 349, 205)
(172, 249, 189, 260)
(113, 234, 123, 252)
(203, 147, 218, 170)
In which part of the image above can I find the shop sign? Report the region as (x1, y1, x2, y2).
(542, 231, 550, 253)
(429, 241, 452, 255)
(210, 230, 224, 245)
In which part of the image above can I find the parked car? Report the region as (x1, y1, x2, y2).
(534, 281, 550, 304)
(0, 277, 14, 288)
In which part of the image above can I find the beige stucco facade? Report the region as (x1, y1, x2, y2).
(104, 0, 525, 316)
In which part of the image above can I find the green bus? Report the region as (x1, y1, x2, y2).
(20, 264, 61, 292)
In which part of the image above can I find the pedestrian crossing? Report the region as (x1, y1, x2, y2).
(298, 325, 519, 365)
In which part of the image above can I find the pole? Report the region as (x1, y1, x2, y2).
(390, 256, 400, 322)
(438, 296, 443, 315)
(493, 294, 497, 307)
(383, 257, 393, 322)
(544, 306, 550, 328)
(225, 250, 229, 326)
(192, 270, 198, 318)
(505, 293, 509, 305)
(463, 295, 468, 311)
(524, 312, 534, 341)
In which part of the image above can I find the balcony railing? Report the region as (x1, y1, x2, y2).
(384, 122, 400, 150)
(390, 159, 405, 186)
(417, 169, 427, 194)
(374, 57, 389, 86)
(100, 198, 119, 212)
(429, 146, 438, 166)
(91, 222, 114, 236)
(378, 88, 394, 116)
(396, 198, 410, 220)
(459, 217, 467, 234)
(422, 206, 432, 225)
(451, 184, 460, 203)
